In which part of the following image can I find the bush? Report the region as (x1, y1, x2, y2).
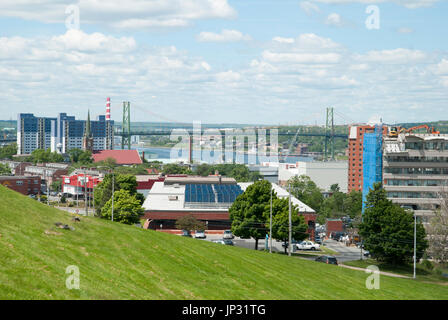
(421, 259, 434, 271)
(68, 203, 74, 207)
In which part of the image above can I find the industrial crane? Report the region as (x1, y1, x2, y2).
(389, 124, 440, 137)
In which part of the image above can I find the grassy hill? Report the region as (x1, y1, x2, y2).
(0, 185, 447, 300)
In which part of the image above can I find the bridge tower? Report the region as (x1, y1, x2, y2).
(324, 107, 335, 161)
(121, 101, 131, 150)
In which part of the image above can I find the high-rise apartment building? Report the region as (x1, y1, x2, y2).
(347, 124, 388, 193)
(17, 113, 114, 155)
(383, 133, 448, 223)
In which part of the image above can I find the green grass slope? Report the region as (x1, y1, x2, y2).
(0, 185, 447, 300)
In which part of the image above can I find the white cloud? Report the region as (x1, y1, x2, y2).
(272, 37, 295, 44)
(311, 0, 439, 9)
(325, 13, 344, 27)
(196, 29, 251, 42)
(52, 29, 136, 52)
(215, 70, 241, 82)
(357, 48, 426, 64)
(262, 51, 341, 64)
(299, 1, 320, 15)
(0, 0, 237, 29)
(433, 59, 448, 75)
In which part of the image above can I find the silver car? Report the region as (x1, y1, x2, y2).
(223, 230, 234, 239)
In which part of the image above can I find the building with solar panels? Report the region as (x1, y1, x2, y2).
(142, 175, 316, 233)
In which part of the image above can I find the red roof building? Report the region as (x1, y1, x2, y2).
(62, 173, 102, 197)
(92, 150, 143, 165)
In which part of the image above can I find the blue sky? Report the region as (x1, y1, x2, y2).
(0, 0, 447, 125)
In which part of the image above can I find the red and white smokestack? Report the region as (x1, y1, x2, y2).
(106, 97, 111, 121)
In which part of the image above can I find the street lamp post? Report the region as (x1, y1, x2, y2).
(288, 183, 292, 257)
(270, 185, 273, 254)
(84, 168, 88, 217)
(413, 212, 417, 279)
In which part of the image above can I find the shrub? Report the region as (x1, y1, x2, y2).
(421, 259, 434, 271)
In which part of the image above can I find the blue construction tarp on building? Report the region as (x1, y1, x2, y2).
(362, 125, 383, 214)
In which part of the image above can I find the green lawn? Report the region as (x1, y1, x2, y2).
(344, 259, 448, 283)
(0, 185, 447, 300)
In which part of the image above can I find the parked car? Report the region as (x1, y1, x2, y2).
(181, 230, 192, 237)
(223, 230, 234, 239)
(315, 255, 338, 265)
(314, 235, 323, 245)
(213, 239, 234, 246)
(194, 230, 206, 239)
(331, 232, 345, 241)
(282, 239, 300, 249)
(223, 239, 234, 246)
(296, 240, 320, 251)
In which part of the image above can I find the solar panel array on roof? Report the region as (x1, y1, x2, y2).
(214, 184, 243, 203)
(185, 184, 215, 203)
(184, 183, 243, 204)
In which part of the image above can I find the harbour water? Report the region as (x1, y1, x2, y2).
(116, 145, 314, 164)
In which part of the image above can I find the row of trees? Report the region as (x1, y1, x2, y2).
(26, 149, 64, 164)
(287, 175, 362, 224)
(194, 163, 262, 182)
(162, 163, 262, 182)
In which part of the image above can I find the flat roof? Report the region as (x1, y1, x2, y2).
(143, 181, 315, 213)
(0, 175, 40, 180)
(164, 176, 236, 185)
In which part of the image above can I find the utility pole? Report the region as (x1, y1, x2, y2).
(413, 212, 417, 279)
(45, 170, 49, 206)
(111, 170, 115, 222)
(84, 169, 88, 217)
(288, 183, 292, 257)
(270, 185, 273, 254)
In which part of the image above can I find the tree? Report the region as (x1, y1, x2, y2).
(229, 180, 272, 250)
(101, 189, 143, 224)
(265, 197, 308, 254)
(175, 215, 205, 232)
(0, 143, 17, 160)
(195, 163, 213, 176)
(51, 180, 62, 192)
(343, 191, 362, 219)
(68, 148, 83, 163)
(359, 183, 428, 265)
(0, 163, 11, 175)
(28, 149, 64, 164)
(288, 175, 324, 213)
(94, 173, 144, 216)
(427, 189, 448, 265)
(163, 163, 192, 175)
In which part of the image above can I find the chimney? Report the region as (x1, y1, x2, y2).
(106, 97, 111, 121)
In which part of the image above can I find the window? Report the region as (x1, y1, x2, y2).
(16, 180, 23, 185)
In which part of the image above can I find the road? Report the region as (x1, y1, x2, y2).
(323, 239, 366, 262)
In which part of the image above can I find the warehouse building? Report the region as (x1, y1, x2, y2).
(143, 176, 316, 234)
(278, 161, 348, 193)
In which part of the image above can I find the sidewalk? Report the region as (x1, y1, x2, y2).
(338, 264, 410, 279)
